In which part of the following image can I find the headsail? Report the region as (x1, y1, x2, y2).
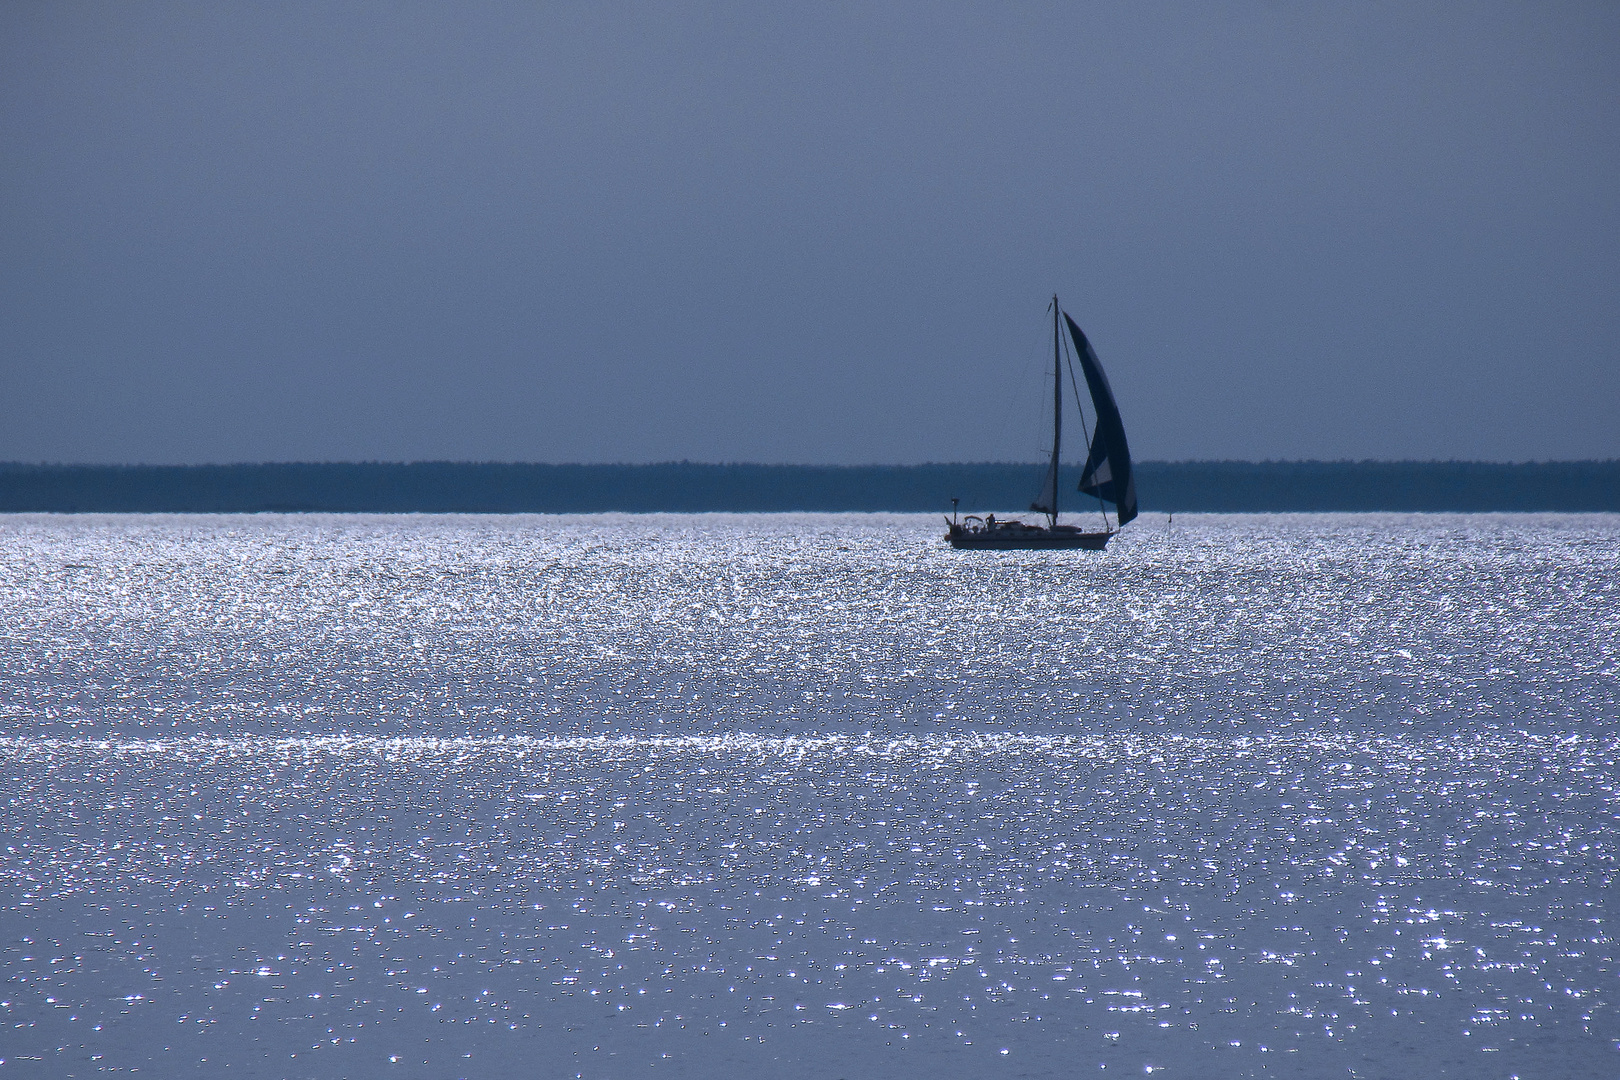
(1063, 313, 1137, 526)
(1032, 459, 1058, 520)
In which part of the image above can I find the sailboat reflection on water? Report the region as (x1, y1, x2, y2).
(945, 296, 1137, 551)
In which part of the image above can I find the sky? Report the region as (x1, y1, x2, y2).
(2, 2, 1616, 465)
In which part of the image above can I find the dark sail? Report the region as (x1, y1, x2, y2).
(1063, 313, 1137, 526)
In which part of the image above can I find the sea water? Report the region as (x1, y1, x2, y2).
(0, 512, 1615, 1079)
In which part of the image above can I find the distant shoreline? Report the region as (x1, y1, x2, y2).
(0, 461, 1614, 514)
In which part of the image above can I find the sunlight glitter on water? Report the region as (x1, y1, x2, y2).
(0, 513, 1616, 1078)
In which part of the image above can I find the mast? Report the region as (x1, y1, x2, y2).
(1049, 294, 1062, 528)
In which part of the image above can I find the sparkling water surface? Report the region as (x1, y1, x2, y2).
(1, 513, 1615, 1078)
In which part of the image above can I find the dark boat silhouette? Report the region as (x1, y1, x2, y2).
(945, 297, 1137, 550)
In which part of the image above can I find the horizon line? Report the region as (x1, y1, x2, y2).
(4, 458, 1617, 469)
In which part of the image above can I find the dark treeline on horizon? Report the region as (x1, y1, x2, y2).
(0, 461, 1615, 513)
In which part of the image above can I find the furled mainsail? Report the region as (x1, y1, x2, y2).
(1064, 313, 1138, 526)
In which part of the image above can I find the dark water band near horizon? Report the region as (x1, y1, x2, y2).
(1, 461, 1617, 514)
(1, 512, 1615, 1078)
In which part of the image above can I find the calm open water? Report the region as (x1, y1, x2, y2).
(1, 512, 1615, 1079)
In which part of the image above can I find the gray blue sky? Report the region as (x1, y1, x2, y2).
(2, 2, 1616, 464)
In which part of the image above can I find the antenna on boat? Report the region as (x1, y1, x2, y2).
(951, 497, 959, 525)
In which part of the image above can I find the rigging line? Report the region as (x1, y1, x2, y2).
(1059, 313, 1110, 529)
(996, 319, 1059, 464)
(1059, 319, 1092, 456)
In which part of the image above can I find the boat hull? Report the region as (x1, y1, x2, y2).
(946, 528, 1113, 551)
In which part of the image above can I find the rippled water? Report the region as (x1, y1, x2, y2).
(1, 513, 1615, 1078)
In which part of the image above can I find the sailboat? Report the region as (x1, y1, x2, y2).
(945, 296, 1137, 550)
